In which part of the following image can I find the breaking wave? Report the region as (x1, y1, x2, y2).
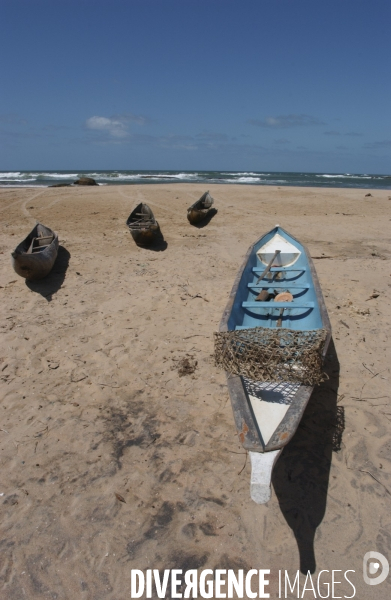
(0, 170, 390, 189)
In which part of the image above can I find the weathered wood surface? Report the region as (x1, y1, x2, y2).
(126, 203, 161, 245)
(11, 223, 59, 280)
(187, 191, 214, 224)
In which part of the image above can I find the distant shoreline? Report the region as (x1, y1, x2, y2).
(1, 169, 391, 190)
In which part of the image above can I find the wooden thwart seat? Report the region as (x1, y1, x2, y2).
(248, 283, 311, 290)
(242, 301, 314, 309)
(32, 245, 50, 253)
(253, 266, 307, 274)
(128, 220, 154, 227)
(35, 235, 53, 242)
(27, 236, 54, 254)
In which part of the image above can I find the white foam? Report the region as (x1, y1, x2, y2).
(0, 172, 22, 178)
(82, 172, 200, 182)
(38, 173, 78, 179)
(225, 171, 260, 176)
(316, 173, 371, 179)
(0, 177, 36, 182)
(146, 173, 199, 180)
(236, 177, 262, 183)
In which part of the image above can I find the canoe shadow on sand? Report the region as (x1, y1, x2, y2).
(191, 208, 218, 228)
(135, 229, 168, 252)
(26, 246, 71, 301)
(272, 337, 344, 574)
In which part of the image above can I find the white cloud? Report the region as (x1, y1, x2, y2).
(85, 114, 147, 138)
(86, 116, 128, 138)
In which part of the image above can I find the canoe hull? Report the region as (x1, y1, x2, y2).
(219, 226, 331, 454)
(187, 191, 214, 224)
(187, 208, 211, 225)
(126, 203, 160, 246)
(130, 224, 160, 246)
(225, 374, 314, 452)
(11, 223, 59, 281)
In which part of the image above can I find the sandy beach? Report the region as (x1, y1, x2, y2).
(1, 183, 391, 599)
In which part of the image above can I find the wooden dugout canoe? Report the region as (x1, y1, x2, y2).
(11, 223, 59, 281)
(187, 191, 214, 225)
(126, 203, 160, 246)
(218, 225, 331, 503)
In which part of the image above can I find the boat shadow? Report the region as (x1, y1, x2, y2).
(26, 246, 70, 301)
(272, 337, 343, 574)
(135, 229, 168, 252)
(191, 208, 218, 228)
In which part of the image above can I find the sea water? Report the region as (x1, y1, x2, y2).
(0, 170, 390, 189)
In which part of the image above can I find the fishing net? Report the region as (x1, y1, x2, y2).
(214, 327, 328, 385)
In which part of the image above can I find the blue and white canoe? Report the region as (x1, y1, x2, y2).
(218, 225, 331, 503)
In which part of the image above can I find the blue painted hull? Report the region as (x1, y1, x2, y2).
(227, 226, 323, 332)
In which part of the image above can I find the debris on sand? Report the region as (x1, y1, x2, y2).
(174, 355, 198, 376)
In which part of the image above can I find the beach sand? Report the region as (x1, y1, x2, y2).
(1, 184, 391, 598)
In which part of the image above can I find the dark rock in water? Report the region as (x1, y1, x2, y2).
(365, 193, 372, 197)
(74, 177, 98, 186)
(49, 183, 72, 187)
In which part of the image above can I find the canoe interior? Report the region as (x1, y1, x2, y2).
(126, 202, 157, 227)
(188, 191, 214, 212)
(126, 203, 160, 245)
(228, 226, 323, 331)
(220, 226, 331, 453)
(13, 223, 56, 255)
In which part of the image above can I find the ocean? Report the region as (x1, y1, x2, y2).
(1, 170, 390, 189)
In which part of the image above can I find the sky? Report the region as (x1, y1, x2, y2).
(1, 0, 390, 173)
